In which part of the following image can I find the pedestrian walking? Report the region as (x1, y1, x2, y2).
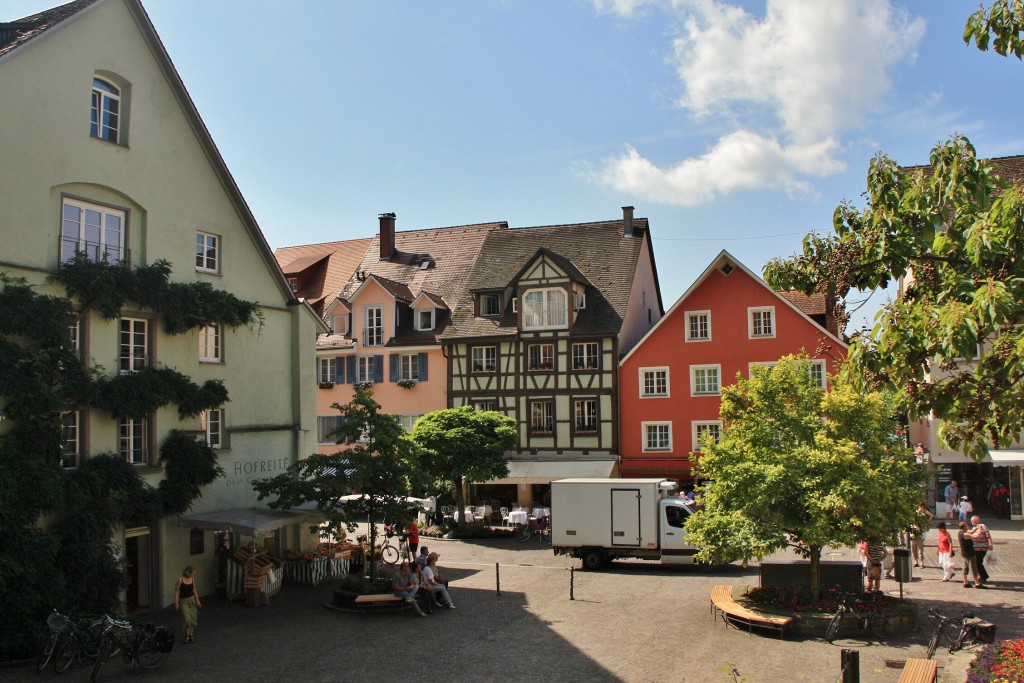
(910, 501, 934, 568)
(957, 521, 982, 588)
(944, 480, 960, 520)
(966, 515, 992, 586)
(958, 496, 973, 521)
(936, 523, 956, 581)
(174, 565, 202, 643)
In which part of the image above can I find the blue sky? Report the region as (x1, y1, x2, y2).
(9, 0, 1024, 329)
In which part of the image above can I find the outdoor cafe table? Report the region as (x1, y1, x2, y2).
(532, 507, 551, 519)
(507, 510, 529, 525)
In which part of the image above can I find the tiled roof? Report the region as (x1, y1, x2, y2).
(991, 155, 1024, 184)
(777, 290, 828, 316)
(363, 274, 413, 302)
(442, 217, 649, 340)
(337, 222, 508, 344)
(273, 238, 373, 315)
(0, 0, 100, 58)
(317, 335, 356, 351)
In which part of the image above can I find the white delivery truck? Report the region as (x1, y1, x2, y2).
(550, 478, 699, 570)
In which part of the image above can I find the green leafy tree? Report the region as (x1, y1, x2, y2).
(764, 137, 1024, 461)
(965, 0, 1023, 59)
(410, 407, 517, 525)
(684, 356, 921, 598)
(254, 387, 424, 580)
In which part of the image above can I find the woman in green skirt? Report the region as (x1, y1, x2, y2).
(174, 565, 202, 643)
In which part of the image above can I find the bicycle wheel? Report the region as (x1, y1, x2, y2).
(54, 635, 79, 673)
(516, 524, 532, 542)
(381, 544, 399, 565)
(82, 620, 105, 660)
(90, 640, 113, 682)
(135, 633, 168, 670)
(925, 630, 942, 659)
(825, 611, 843, 643)
(869, 606, 901, 638)
(37, 631, 60, 673)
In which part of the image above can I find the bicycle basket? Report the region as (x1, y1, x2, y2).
(153, 626, 176, 653)
(47, 612, 69, 632)
(971, 621, 997, 644)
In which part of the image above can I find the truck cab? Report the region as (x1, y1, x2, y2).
(659, 497, 699, 564)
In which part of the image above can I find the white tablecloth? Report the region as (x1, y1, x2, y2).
(533, 507, 551, 519)
(507, 510, 529, 525)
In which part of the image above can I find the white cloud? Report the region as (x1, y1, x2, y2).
(593, 132, 844, 206)
(591, 0, 925, 206)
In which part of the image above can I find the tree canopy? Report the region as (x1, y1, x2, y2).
(685, 356, 921, 598)
(764, 137, 1024, 461)
(254, 387, 424, 579)
(410, 406, 517, 524)
(964, 0, 1024, 59)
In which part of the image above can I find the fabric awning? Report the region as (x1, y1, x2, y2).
(988, 450, 1024, 467)
(618, 458, 693, 481)
(176, 507, 323, 537)
(488, 459, 618, 484)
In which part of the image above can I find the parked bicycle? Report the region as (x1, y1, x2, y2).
(90, 614, 174, 682)
(516, 516, 551, 543)
(925, 608, 996, 659)
(380, 523, 413, 565)
(37, 609, 70, 673)
(824, 587, 901, 642)
(53, 614, 106, 673)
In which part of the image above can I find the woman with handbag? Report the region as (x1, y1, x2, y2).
(936, 523, 956, 582)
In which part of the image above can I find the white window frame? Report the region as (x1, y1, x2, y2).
(530, 400, 554, 434)
(61, 197, 124, 264)
(318, 357, 340, 384)
(364, 305, 384, 346)
(195, 231, 219, 273)
(414, 308, 435, 332)
(685, 310, 711, 342)
(642, 421, 672, 452)
(90, 77, 121, 143)
(287, 277, 299, 294)
(573, 289, 586, 311)
(640, 367, 669, 398)
(119, 318, 148, 373)
(810, 359, 827, 388)
(572, 342, 599, 371)
(692, 420, 722, 452)
(528, 343, 555, 371)
(748, 361, 777, 377)
(480, 293, 501, 317)
(331, 313, 349, 335)
(68, 317, 80, 356)
(522, 288, 568, 330)
(119, 417, 148, 465)
(690, 364, 721, 396)
(317, 415, 344, 444)
(202, 409, 223, 450)
(199, 323, 221, 363)
(573, 398, 598, 433)
(474, 400, 497, 412)
(471, 346, 496, 373)
(357, 356, 376, 383)
(397, 414, 422, 433)
(62, 411, 80, 469)
(400, 353, 420, 381)
(748, 306, 776, 339)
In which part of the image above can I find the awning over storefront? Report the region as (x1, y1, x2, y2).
(487, 459, 618, 484)
(988, 450, 1024, 467)
(177, 507, 324, 537)
(618, 458, 693, 481)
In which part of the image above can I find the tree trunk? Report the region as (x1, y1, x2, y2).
(454, 476, 466, 526)
(810, 545, 822, 600)
(367, 521, 379, 581)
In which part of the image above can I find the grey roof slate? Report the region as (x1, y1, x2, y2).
(0, 0, 100, 57)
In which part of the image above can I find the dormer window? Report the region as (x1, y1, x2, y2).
(573, 289, 586, 311)
(480, 293, 501, 317)
(522, 288, 567, 330)
(415, 309, 435, 331)
(331, 313, 349, 335)
(91, 77, 121, 143)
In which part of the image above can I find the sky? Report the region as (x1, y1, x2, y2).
(7, 0, 1024, 330)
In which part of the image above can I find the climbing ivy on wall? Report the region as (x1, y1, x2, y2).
(0, 258, 260, 660)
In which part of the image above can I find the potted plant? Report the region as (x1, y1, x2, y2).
(397, 379, 418, 389)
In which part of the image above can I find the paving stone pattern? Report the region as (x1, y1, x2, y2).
(7, 524, 1023, 683)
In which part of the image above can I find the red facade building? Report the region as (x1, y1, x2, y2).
(618, 250, 848, 485)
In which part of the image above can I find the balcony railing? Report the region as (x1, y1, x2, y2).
(61, 237, 130, 266)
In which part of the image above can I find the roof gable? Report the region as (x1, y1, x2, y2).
(620, 249, 847, 365)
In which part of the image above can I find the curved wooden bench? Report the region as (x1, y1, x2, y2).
(896, 659, 937, 683)
(710, 585, 793, 639)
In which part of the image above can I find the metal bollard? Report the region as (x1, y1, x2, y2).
(570, 567, 575, 600)
(840, 649, 859, 683)
(496, 562, 501, 596)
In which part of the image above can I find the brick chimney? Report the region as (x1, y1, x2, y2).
(622, 206, 634, 237)
(378, 212, 396, 260)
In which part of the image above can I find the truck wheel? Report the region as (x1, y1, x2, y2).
(581, 549, 606, 571)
